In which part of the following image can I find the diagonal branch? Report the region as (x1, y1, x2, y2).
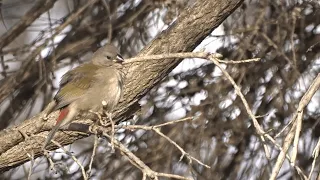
(0, 0, 244, 172)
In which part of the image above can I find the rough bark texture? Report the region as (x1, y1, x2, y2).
(0, 0, 244, 172)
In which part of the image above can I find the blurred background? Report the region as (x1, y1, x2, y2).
(0, 0, 319, 179)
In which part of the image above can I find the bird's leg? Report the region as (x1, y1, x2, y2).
(87, 110, 104, 140)
(89, 110, 103, 123)
(100, 113, 108, 126)
(89, 110, 115, 149)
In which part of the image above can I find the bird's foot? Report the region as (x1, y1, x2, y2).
(89, 110, 116, 149)
(97, 112, 115, 131)
(100, 117, 108, 126)
(89, 110, 103, 123)
(97, 112, 113, 126)
(88, 124, 98, 134)
(105, 112, 113, 124)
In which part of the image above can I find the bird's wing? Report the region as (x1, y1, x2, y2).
(54, 64, 100, 110)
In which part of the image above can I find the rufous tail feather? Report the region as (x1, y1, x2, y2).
(56, 108, 69, 124)
(44, 107, 69, 147)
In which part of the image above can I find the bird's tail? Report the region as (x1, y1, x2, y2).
(44, 121, 63, 147)
(44, 107, 76, 148)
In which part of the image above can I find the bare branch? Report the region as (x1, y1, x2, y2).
(0, 0, 245, 172)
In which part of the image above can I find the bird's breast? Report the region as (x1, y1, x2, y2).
(80, 68, 123, 112)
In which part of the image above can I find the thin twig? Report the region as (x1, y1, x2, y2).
(122, 122, 210, 169)
(218, 58, 260, 64)
(25, 149, 35, 180)
(44, 150, 56, 172)
(109, 114, 116, 151)
(51, 140, 88, 180)
(271, 122, 297, 180)
(264, 130, 307, 179)
(308, 138, 320, 180)
(37, 134, 88, 180)
(291, 109, 303, 164)
(87, 135, 99, 177)
(153, 128, 210, 168)
(209, 55, 271, 159)
(103, 133, 191, 180)
(270, 73, 320, 180)
(153, 117, 193, 128)
(275, 118, 294, 138)
(101, 0, 113, 42)
(124, 53, 260, 64)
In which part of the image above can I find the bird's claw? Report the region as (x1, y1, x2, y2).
(100, 112, 113, 126)
(89, 110, 107, 125)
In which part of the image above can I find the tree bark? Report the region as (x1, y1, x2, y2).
(0, 0, 244, 172)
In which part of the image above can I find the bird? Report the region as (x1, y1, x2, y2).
(44, 44, 124, 147)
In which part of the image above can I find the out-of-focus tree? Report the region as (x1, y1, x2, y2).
(0, 0, 319, 179)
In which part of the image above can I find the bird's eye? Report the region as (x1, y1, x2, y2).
(105, 55, 111, 59)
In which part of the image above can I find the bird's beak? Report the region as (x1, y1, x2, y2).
(114, 54, 124, 63)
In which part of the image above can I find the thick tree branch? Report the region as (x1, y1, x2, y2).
(0, 0, 244, 172)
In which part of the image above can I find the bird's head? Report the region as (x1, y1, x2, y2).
(91, 44, 124, 66)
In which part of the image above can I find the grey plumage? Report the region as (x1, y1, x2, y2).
(44, 44, 124, 147)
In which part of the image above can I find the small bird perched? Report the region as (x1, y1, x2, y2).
(44, 44, 124, 147)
